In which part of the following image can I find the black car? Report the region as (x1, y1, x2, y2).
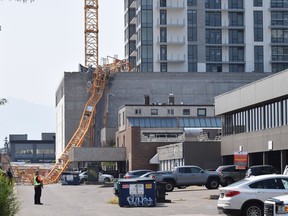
(245, 165, 278, 178)
(216, 165, 247, 186)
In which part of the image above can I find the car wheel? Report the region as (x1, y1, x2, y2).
(104, 177, 110, 183)
(165, 181, 175, 192)
(242, 202, 263, 216)
(205, 178, 220, 190)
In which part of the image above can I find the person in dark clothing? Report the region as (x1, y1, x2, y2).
(6, 168, 13, 184)
(33, 170, 43, 205)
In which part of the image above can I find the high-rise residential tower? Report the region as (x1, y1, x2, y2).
(124, 0, 288, 73)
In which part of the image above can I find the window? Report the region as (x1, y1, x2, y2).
(206, 29, 221, 44)
(229, 0, 243, 9)
(205, 0, 221, 9)
(188, 45, 197, 72)
(206, 47, 222, 62)
(160, 45, 167, 60)
(160, 0, 166, 7)
(167, 109, 174, 115)
(183, 109, 190, 115)
(160, 63, 167, 72)
(229, 30, 244, 44)
(254, 0, 262, 7)
(206, 12, 221, 26)
(207, 64, 222, 72)
(160, 10, 167, 25)
(229, 12, 244, 27)
(229, 47, 244, 62)
(135, 109, 142, 115)
(254, 46, 264, 72)
(188, 10, 197, 41)
(160, 27, 167, 42)
(187, 0, 196, 6)
(197, 108, 207, 116)
(254, 11, 263, 42)
(151, 109, 158, 115)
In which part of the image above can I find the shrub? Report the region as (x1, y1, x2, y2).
(0, 175, 20, 216)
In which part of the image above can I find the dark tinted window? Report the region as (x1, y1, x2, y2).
(249, 178, 285, 189)
(223, 166, 236, 172)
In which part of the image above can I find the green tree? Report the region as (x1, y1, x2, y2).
(0, 175, 20, 216)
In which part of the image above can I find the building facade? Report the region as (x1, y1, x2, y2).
(125, 0, 288, 73)
(55, 72, 268, 160)
(8, 133, 56, 163)
(215, 69, 288, 172)
(115, 99, 221, 170)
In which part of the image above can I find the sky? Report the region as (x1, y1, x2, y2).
(0, 0, 124, 146)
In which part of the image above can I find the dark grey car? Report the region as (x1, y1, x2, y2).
(216, 165, 247, 186)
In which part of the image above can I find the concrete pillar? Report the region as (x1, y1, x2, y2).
(281, 150, 287, 173)
(263, 152, 268, 165)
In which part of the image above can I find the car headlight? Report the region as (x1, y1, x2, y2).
(276, 204, 288, 214)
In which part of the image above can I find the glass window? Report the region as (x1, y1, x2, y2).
(160, 45, 167, 60)
(254, 0, 262, 7)
(207, 64, 222, 72)
(206, 12, 221, 26)
(188, 0, 197, 6)
(160, 27, 167, 42)
(151, 109, 158, 115)
(254, 46, 264, 72)
(205, 0, 221, 9)
(135, 109, 142, 115)
(160, 10, 167, 25)
(188, 10, 197, 42)
(229, 47, 244, 62)
(167, 109, 174, 115)
(229, 30, 244, 44)
(254, 11, 263, 42)
(183, 109, 190, 115)
(206, 29, 221, 44)
(206, 47, 222, 62)
(160, 0, 166, 7)
(229, 0, 243, 9)
(197, 108, 207, 116)
(229, 12, 244, 27)
(188, 45, 197, 72)
(160, 63, 167, 72)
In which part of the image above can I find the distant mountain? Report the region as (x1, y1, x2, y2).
(0, 98, 55, 147)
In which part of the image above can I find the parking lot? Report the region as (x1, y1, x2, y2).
(16, 183, 224, 216)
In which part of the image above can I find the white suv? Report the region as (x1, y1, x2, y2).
(264, 194, 288, 216)
(218, 174, 288, 216)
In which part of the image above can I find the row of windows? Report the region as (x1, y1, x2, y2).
(222, 98, 288, 136)
(134, 108, 207, 116)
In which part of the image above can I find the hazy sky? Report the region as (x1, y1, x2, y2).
(0, 0, 124, 144)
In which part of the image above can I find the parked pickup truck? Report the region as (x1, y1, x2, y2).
(155, 165, 221, 192)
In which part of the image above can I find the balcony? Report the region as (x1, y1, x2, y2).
(157, 19, 185, 28)
(156, 0, 185, 10)
(157, 54, 186, 63)
(157, 36, 185, 45)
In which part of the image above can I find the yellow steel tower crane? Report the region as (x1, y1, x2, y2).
(85, 0, 98, 70)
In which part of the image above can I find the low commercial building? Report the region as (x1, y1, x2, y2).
(8, 133, 56, 163)
(215, 70, 288, 172)
(116, 95, 221, 171)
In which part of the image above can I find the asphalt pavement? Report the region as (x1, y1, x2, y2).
(15, 183, 224, 216)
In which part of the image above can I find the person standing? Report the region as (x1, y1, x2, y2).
(33, 170, 43, 205)
(6, 168, 13, 184)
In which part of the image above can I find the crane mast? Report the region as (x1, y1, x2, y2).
(85, 0, 98, 69)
